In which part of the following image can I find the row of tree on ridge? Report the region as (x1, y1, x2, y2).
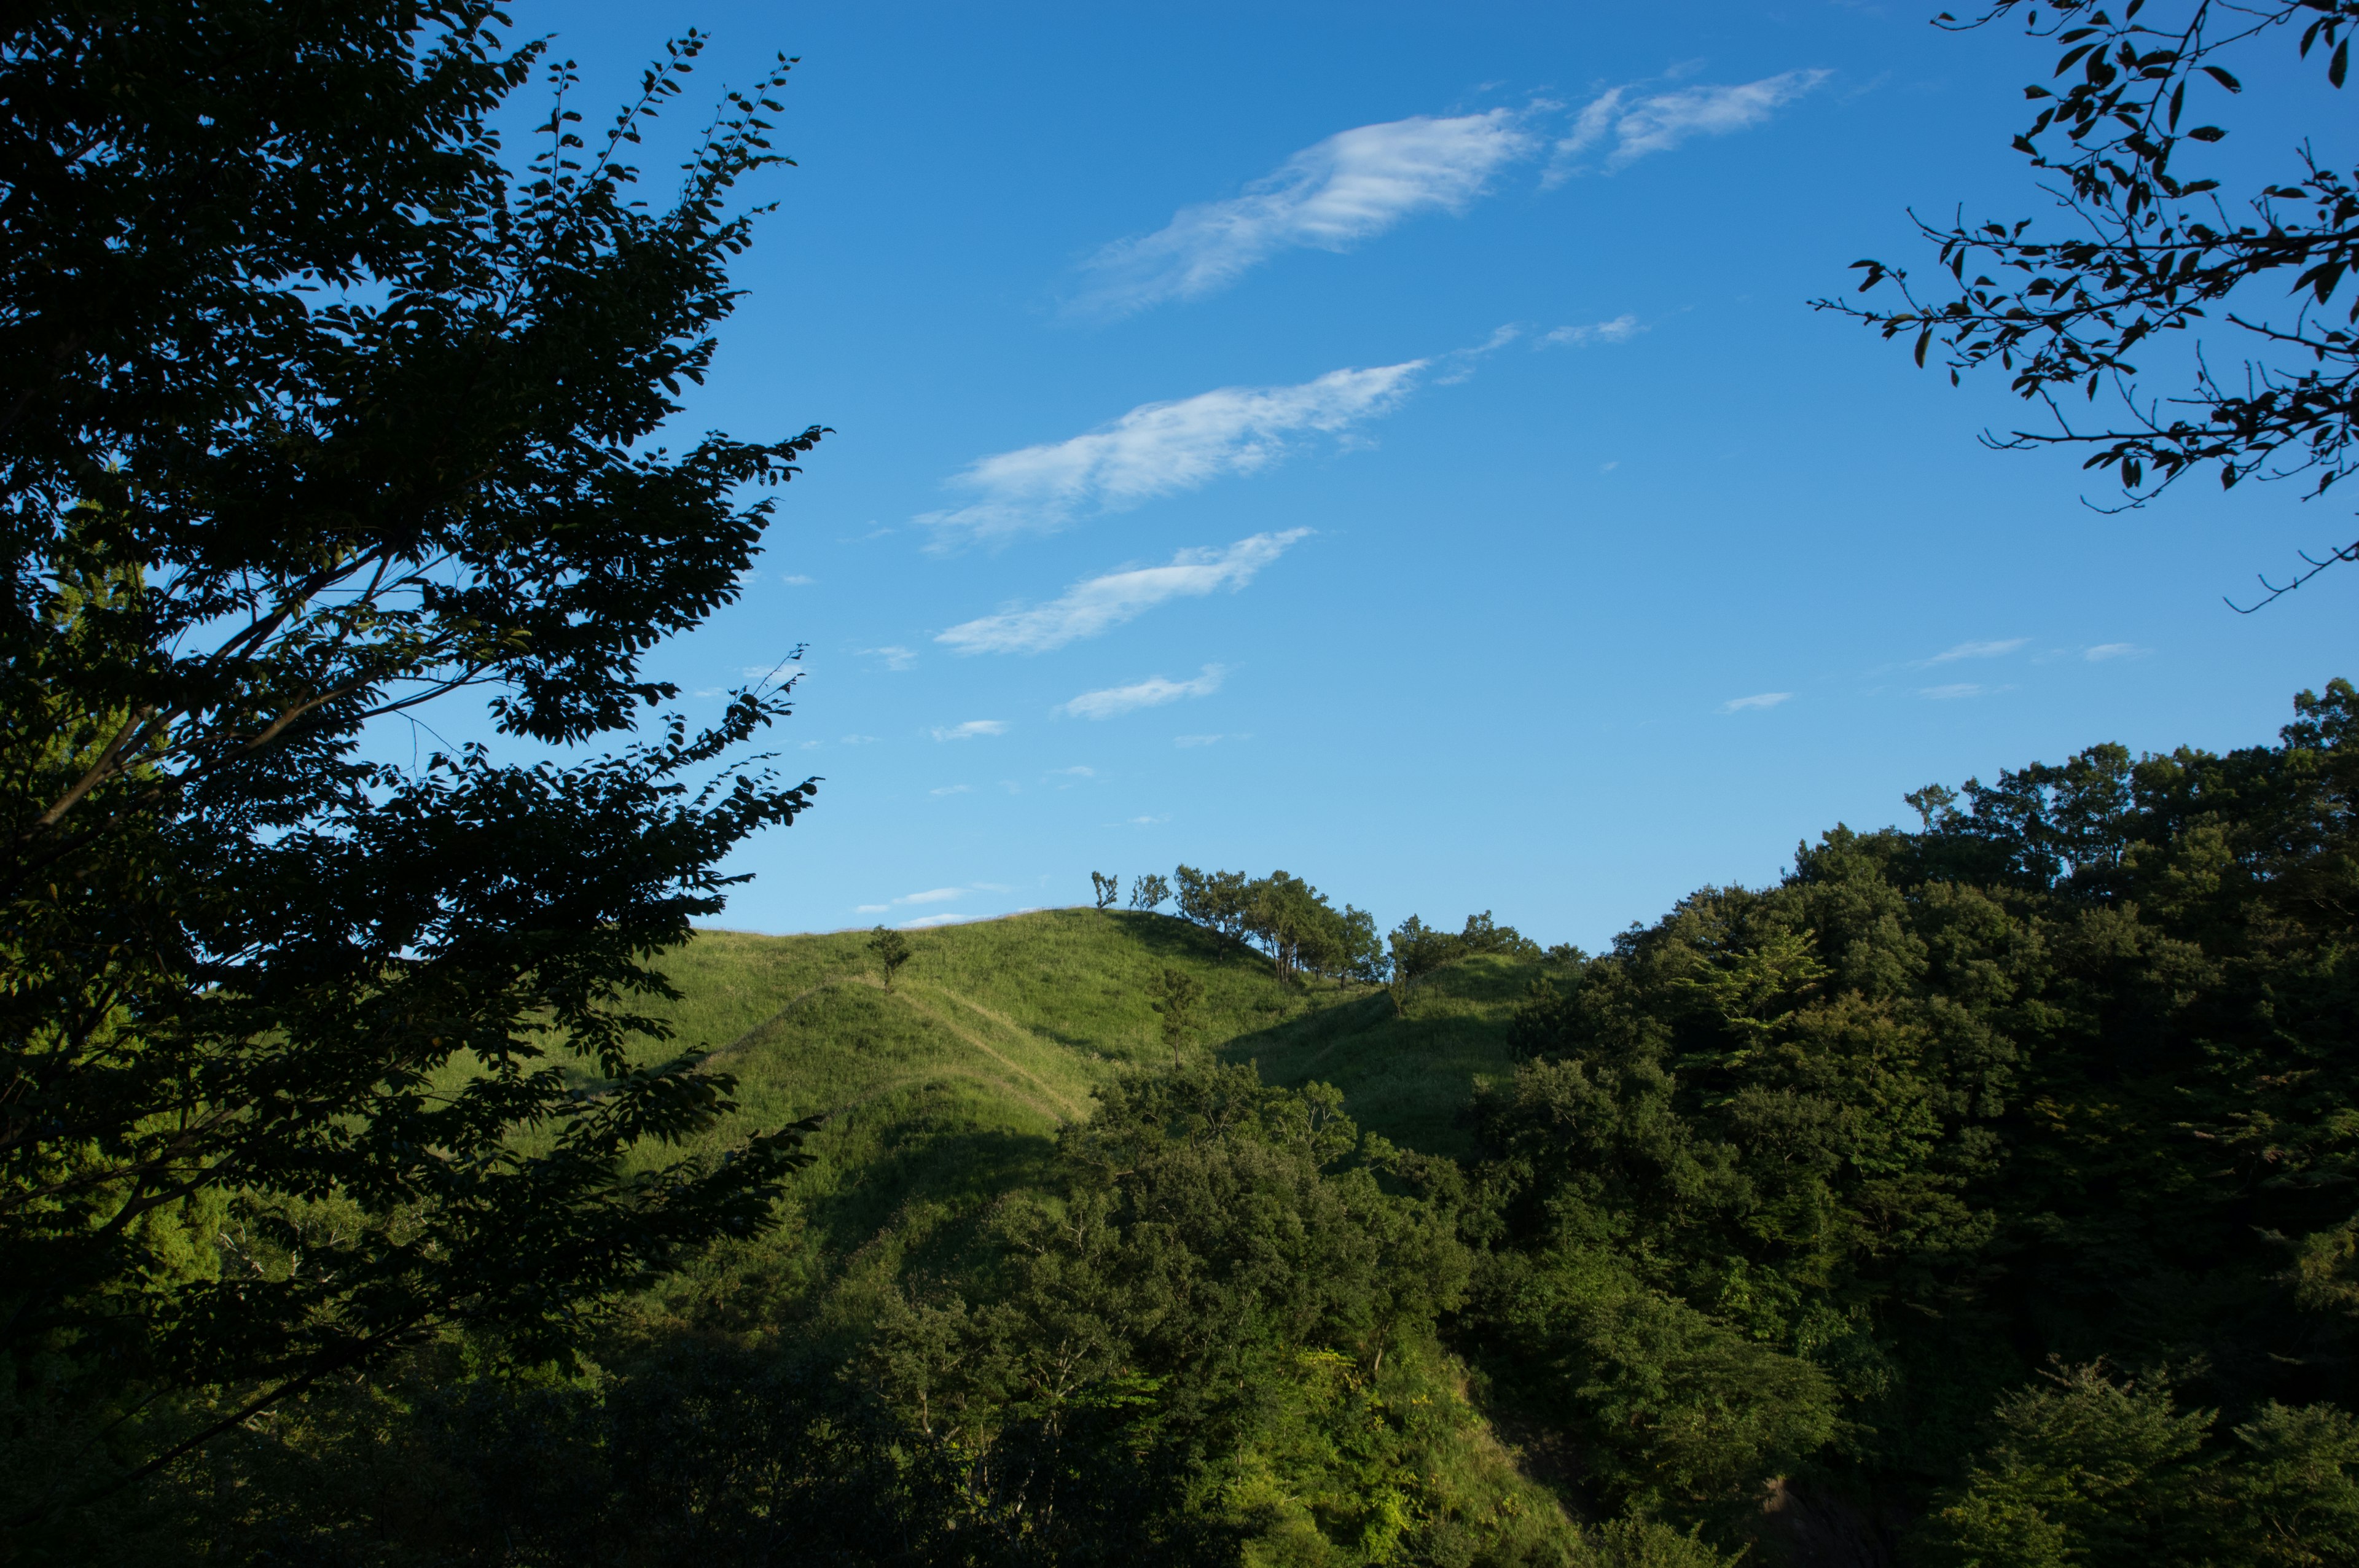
(1090, 864, 1568, 1009)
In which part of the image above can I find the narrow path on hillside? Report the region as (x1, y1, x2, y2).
(689, 970, 1086, 1124)
(925, 985, 1125, 1060)
(697, 971, 858, 1067)
(888, 981, 1087, 1121)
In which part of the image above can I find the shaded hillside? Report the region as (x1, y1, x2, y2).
(615, 909, 1557, 1342)
(180, 912, 1692, 1567)
(641, 907, 1552, 1161)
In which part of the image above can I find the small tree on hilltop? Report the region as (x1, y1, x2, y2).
(1146, 966, 1204, 1065)
(1387, 916, 1467, 1018)
(1342, 906, 1385, 985)
(1092, 870, 1119, 909)
(1460, 911, 1542, 959)
(1130, 872, 1172, 911)
(869, 926, 912, 991)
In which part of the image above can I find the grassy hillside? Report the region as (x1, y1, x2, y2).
(644, 906, 1547, 1155)
(620, 907, 1552, 1334)
(581, 910, 1621, 1563)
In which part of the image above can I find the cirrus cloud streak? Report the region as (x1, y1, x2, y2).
(1073, 110, 1534, 316)
(938, 530, 1311, 655)
(1060, 665, 1226, 720)
(1557, 69, 1832, 174)
(920, 364, 1422, 542)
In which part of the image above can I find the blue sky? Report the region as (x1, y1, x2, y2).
(501, 1, 2354, 945)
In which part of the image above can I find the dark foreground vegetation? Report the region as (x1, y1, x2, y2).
(13, 681, 2357, 1566)
(9, 1, 2359, 1563)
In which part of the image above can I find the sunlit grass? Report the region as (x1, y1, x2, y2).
(609, 910, 1555, 1332)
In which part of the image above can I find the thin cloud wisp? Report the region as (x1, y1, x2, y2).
(938, 530, 1311, 655)
(1059, 665, 1226, 720)
(1073, 109, 1534, 315)
(920, 365, 1423, 542)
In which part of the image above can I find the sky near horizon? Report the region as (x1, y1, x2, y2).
(498, 0, 2354, 945)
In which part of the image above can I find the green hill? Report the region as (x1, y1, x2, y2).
(79, 696, 2359, 1568)
(366, 910, 1659, 1567)
(625, 908, 1555, 1338)
(646, 906, 1547, 1157)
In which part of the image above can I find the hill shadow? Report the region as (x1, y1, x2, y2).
(1217, 955, 1547, 1160)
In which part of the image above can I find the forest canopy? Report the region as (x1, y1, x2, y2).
(9, 3, 2359, 1566)
(30, 678, 2350, 1567)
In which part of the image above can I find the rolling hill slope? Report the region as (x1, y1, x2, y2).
(622, 907, 1554, 1335)
(646, 906, 1547, 1153)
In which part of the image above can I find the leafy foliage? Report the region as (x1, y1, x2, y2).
(1172, 864, 1384, 984)
(868, 926, 913, 991)
(1, 0, 823, 1512)
(1476, 678, 2359, 1547)
(127, 1064, 1752, 1567)
(1822, 0, 2359, 603)
(68, 665, 2359, 1563)
(1144, 965, 1203, 1064)
(1922, 1363, 2359, 1566)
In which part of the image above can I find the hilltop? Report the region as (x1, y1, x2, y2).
(623, 908, 1556, 1340)
(646, 907, 1551, 1159)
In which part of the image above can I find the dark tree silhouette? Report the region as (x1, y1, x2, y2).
(869, 926, 912, 991)
(1820, 1, 2358, 607)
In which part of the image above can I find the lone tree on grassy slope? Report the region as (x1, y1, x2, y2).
(869, 925, 912, 991)
(0, 2, 823, 1516)
(1387, 916, 1467, 1017)
(1092, 870, 1119, 908)
(1821, 1, 2359, 607)
(1145, 966, 1203, 1065)
(1129, 872, 1171, 911)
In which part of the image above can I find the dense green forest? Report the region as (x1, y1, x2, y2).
(10, 3, 2359, 1563)
(15, 681, 2354, 1565)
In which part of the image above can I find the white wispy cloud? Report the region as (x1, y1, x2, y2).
(840, 733, 878, 745)
(864, 646, 917, 671)
(858, 886, 969, 915)
(2086, 642, 2150, 661)
(1922, 638, 2028, 665)
(1541, 314, 1643, 348)
(938, 530, 1310, 655)
(921, 363, 1425, 541)
(1060, 665, 1226, 721)
(932, 720, 1007, 741)
(901, 912, 970, 929)
(928, 784, 972, 796)
(781, 574, 815, 585)
(1073, 109, 1536, 314)
(1432, 323, 1522, 383)
(1555, 69, 1831, 174)
(1920, 682, 2002, 700)
(1174, 733, 1226, 747)
(1048, 765, 1096, 778)
(1721, 692, 1792, 713)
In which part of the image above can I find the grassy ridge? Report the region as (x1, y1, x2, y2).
(646, 907, 1547, 1155)
(620, 908, 1551, 1336)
